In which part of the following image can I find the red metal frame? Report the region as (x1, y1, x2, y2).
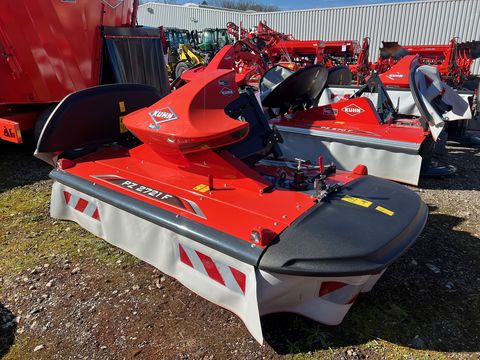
(374, 38, 479, 87)
(180, 42, 268, 87)
(227, 21, 248, 40)
(347, 37, 372, 84)
(226, 21, 370, 81)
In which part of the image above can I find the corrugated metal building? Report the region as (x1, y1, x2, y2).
(138, 0, 480, 74)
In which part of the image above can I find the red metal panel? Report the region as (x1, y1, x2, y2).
(274, 97, 427, 145)
(0, 0, 134, 105)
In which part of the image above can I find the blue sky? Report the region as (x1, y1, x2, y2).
(271, 0, 417, 10)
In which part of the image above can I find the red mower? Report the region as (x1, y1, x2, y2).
(261, 61, 471, 185)
(35, 68, 427, 343)
(319, 55, 480, 146)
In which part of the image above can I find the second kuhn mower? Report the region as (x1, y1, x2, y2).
(319, 55, 479, 146)
(35, 68, 427, 343)
(260, 62, 469, 185)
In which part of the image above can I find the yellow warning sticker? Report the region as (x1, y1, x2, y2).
(341, 195, 372, 208)
(119, 116, 128, 133)
(119, 101, 126, 113)
(193, 184, 210, 193)
(375, 206, 395, 216)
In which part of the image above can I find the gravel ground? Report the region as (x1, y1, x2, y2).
(0, 141, 479, 359)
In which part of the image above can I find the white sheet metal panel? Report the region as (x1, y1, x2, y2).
(138, 0, 480, 74)
(138, 3, 249, 31)
(275, 126, 423, 185)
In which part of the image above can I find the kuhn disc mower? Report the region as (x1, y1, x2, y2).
(319, 55, 479, 144)
(261, 61, 469, 185)
(35, 68, 427, 343)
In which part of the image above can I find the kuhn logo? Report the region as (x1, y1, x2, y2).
(341, 104, 365, 116)
(220, 87, 235, 97)
(149, 107, 178, 125)
(386, 72, 405, 81)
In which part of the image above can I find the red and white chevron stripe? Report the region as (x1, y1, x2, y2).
(178, 244, 246, 295)
(63, 191, 100, 221)
(319, 281, 361, 305)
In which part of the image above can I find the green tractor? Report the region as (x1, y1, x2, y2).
(193, 28, 232, 60)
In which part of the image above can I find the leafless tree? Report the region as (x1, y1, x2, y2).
(207, 0, 279, 11)
(139, 0, 279, 12)
(139, 0, 180, 4)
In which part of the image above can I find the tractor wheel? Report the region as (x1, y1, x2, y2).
(175, 62, 191, 78)
(34, 105, 56, 146)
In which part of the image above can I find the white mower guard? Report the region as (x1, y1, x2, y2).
(50, 180, 386, 344)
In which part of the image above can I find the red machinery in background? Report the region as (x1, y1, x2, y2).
(376, 38, 480, 88)
(226, 21, 371, 83)
(226, 22, 479, 89)
(226, 21, 249, 40)
(0, 0, 169, 144)
(178, 42, 268, 87)
(233, 21, 325, 68)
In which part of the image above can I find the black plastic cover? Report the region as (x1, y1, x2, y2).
(258, 176, 428, 276)
(326, 66, 353, 86)
(260, 65, 328, 110)
(102, 26, 170, 92)
(225, 90, 283, 163)
(259, 65, 294, 95)
(36, 84, 163, 153)
(380, 41, 409, 59)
